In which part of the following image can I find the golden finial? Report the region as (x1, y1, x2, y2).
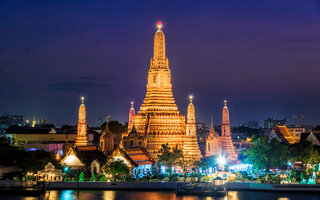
(131, 101, 134, 108)
(157, 20, 163, 30)
(81, 96, 85, 104)
(189, 95, 193, 103)
(224, 100, 227, 107)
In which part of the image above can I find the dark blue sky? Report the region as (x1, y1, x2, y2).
(1, 0, 320, 127)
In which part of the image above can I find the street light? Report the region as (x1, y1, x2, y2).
(217, 155, 226, 171)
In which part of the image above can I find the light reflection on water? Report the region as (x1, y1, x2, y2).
(2, 190, 316, 200)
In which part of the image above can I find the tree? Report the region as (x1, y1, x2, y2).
(290, 141, 320, 165)
(0, 136, 60, 173)
(177, 157, 194, 182)
(157, 144, 183, 176)
(104, 160, 130, 181)
(244, 136, 289, 171)
(191, 158, 211, 182)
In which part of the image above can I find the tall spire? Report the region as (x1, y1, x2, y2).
(140, 21, 179, 114)
(100, 120, 114, 155)
(220, 99, 238, 162)
(128, 101, 135, 132)
(210, 115, 215, 133)
(153, 20, 166, 64)
(183, 95, 202, 160)
(75, 96, 88, 146)
(187, 95, 195, 125)
(222, 99, 230, 126)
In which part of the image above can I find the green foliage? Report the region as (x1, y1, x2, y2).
(157, 144, 183, 175)
(301, 169, 312, 183)
(90, 172, 96, 182)
(104, 160, 130, 181)
(79, 172, 85, 181)
(177, 157, 194, 182)
(290, 141, 320, 165)
(0, 136, 60, 173)
(244, 136, 289, 171)
(98, 174, 106, 182)
(168, 174, 179, 182)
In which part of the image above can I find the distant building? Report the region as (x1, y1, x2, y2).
(300, 130, 320, 146)
(3, 127, 94, 157)
(273, 125, 304, 145)
(264, 118, 286, 129)
(0, 115, 24, 128)
(242, 120, 259, 129)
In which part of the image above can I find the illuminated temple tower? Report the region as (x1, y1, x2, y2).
(128, 101, 135, 132)
(75, 97, 89, 146)
(220, 100, 238, 162)
(131, 21, 186, 159)
(182, 96, 202, 160)
(205, 115, 219, 157)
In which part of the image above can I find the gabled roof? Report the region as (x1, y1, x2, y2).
(62, 145, 106, 167)
(125, 147, 155, 165)
(274, 125, 299, 144)
(306, 132, 320, 146)
(108, 147, 155, 168)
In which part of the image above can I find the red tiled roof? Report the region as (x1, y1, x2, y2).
(124, 147, 155, 166)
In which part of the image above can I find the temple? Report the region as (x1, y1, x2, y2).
(205, 115, 219, 157)
(128, 101, 135, 132)
(182, 96, 202, 160)
(126, 21, 201, 160)
(75, 97, 89, 146)
(220, 100, 238, 162)
(99, 122, 114, 155)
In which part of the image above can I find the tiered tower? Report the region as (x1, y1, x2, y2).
(100, 122, 114, 155)
(182, 96, 202, 160)
(205, 115, 219, 157)
(131, 21, 186, 159)
(128, 101, 135, 132)
(220, 100, 238, 162)
(75, 97, 89, 146)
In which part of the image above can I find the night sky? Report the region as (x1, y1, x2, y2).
(1, 0, 320, 127)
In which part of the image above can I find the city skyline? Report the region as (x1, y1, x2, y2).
(1, 1, 320, 126)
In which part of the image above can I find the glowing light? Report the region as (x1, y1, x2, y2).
(157, 20, 162, 30)
(63, 155, 84, 166)
(217, 155, 226, 166)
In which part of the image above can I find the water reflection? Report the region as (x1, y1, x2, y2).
(103, 191, 115, 200)
(226, 191, 239, 200)
(16, 190, 320, 200)
(61, 190, 74, 200)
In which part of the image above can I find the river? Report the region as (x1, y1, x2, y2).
(1, 190, 319, 200)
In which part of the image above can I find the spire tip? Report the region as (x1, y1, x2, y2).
(157, 20, 163, 30)
(189, 95, 193, 102)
